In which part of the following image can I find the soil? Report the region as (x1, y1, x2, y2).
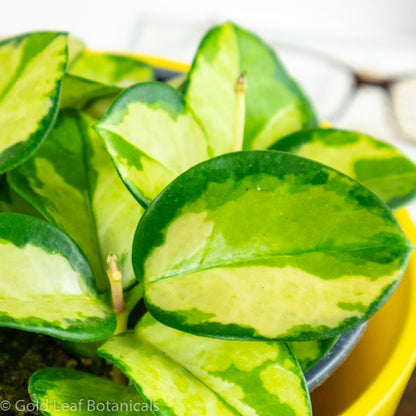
(0, 328, 113, 415)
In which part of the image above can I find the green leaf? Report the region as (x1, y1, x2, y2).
(29, 368, 154, 415)
(0, 175, 44, 218)
(133, 151, 412, 341)
(96, 83, 212, 206)
(98, 313, 311, 416)
(289, 339, 337, 372)
(67, 36, 85, 66)
(9, 111, 144, 291)
(0, 32, 68, 173)
(60, 74, 121, 110)
(0, 213, 116, 341)
(270, 128, 416, 209)
(69, 51, 154, 86)
(166, 73, 187, 89)
(184, 22, 317, 155)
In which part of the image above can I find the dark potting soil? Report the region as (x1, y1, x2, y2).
(0, 328, 113, 415)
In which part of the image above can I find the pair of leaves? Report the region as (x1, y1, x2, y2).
(96, 22, 317, 206)
(0, 32, 118, 342)
(30, 313, 312, 415)
(0, 33, 154, 342)
(9, 111, 144, 292)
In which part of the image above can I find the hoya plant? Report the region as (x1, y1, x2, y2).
(0, 23, 415, 416)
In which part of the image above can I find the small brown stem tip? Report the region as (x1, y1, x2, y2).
(107, 253, 125, 314)
(234, 72, 247, 93)
(233, 72, 247, 152)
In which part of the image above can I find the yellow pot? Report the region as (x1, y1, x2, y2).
(128, 54, 416, 415)
(312, 209, 416, 416)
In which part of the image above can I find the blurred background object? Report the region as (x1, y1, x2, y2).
(4, 0, 415, 147)
(1, 1, 416, 414)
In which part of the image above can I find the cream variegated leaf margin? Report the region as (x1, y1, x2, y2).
(0, 31, 67, 173)
(270, 128, 416, 210)
(9, 110, 144, 292)
(29, 368, 153, 416)
(184, 22, 317, 155)
(96, 82, 212, 206)
(133, 151, 412, 341)
(98, 313, 311, 416)
(0, 213, 116, 341)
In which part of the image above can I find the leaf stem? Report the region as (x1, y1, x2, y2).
(107, 253, 127, 334)
(233, 72, 247, 152)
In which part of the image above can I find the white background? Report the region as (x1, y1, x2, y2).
(1, 0, 416, 50)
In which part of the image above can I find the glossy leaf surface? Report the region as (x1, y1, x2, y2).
(29, 368, 153, 415)
(184, 22, 317, 155)
(98, 313, 311, 416)
(270, 128, 416, 209)
(0, 32, 67, 173)
(9, 111, 143, 291)
(96, 83, 212, 206)
(134, 151, 412, 340)
(0, 214, 116, 341)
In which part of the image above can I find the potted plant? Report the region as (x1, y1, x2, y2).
(0, 23, 415, 415)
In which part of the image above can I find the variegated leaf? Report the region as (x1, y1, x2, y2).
(96, 83, 212, 206)
(67, 36, 85, 66)
(0, 214, 116, 341)
(60, 74, 121, 110)
(0, 32, 67, 173)
(270, 128, 416, 209)
(98, 313, 311, 416)
(0, 175, 43, 218)
(133, 151, 412, 340)
(29, 368, 154, 415)
(9, 111, 144, 291)
(289, 339, 337, 372)
(69, 51, 154, 87)
(184, 22, 317, 155)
